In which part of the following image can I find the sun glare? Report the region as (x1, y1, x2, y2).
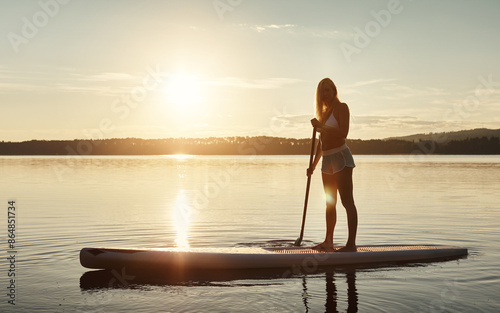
(164, 72, 202, 113)
(172, 189, 191, 249)
(165, 154, 195, 160)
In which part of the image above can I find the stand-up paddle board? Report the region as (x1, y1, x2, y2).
(80, 245, 467, 271)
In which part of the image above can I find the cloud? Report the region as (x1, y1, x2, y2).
(247, 24, 296, 33)
(346, 79, 397, 88)
(54, 84, 125, 95)
(204, 77, 303, 89)
(0, 68, 144, 96)
(83, 72, 136, 82)
(237, 23, 297, 33)
(237, 23, 350, 39)
(0, 68, 58, 93)
(0, 82, 48, 93)
(342, 78, 397, 95)
(348, 115, 488, 139)
(380, 84, 450, 98)
(342, 79, 450, 100)
(352, 115, 436, 128)
(265, 114, 315, 138)
(271, 114, 311, 127)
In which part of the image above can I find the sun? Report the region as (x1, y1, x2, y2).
(164, 72, 202, 112)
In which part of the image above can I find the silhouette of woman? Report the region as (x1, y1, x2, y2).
(307, 78, 358, 252)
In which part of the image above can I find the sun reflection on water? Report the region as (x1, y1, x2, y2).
(164, 154, 195, 160)
(172, 190, 191, 249)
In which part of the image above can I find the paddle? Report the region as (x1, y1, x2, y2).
(294, 126, 317, 246)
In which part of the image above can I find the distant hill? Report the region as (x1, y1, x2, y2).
(385, 128, 500, 143)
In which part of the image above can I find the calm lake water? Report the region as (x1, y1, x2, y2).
(1, 155, 499, 312)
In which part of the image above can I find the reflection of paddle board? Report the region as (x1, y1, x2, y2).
(80, 245, 467, 270)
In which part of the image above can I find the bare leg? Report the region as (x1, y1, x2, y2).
(336, 167, 357, 252)
(313, 172, 338, 251)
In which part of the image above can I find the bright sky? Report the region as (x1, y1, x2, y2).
(1, 0, 499, 141)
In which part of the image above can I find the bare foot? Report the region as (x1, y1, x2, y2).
(335, 245, 357, 252)
(312, 242, 335, 252)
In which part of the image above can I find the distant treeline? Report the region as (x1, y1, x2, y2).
(0, 136, 499, 155)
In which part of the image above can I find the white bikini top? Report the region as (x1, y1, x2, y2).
(324, 110, 339, 128)
(321, 109, 347, 155)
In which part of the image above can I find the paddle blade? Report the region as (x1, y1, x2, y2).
(294, 237, 302, 246)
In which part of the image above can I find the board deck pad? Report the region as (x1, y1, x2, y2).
(80, 245, 467, 271)
(272, 245, 444, 254)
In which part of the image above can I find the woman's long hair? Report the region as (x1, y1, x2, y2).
(315, 78, 340, 123)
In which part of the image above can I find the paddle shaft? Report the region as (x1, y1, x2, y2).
(295, 127, 317, 246)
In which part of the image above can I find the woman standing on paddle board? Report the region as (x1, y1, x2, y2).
(307, 78, 358, 252)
